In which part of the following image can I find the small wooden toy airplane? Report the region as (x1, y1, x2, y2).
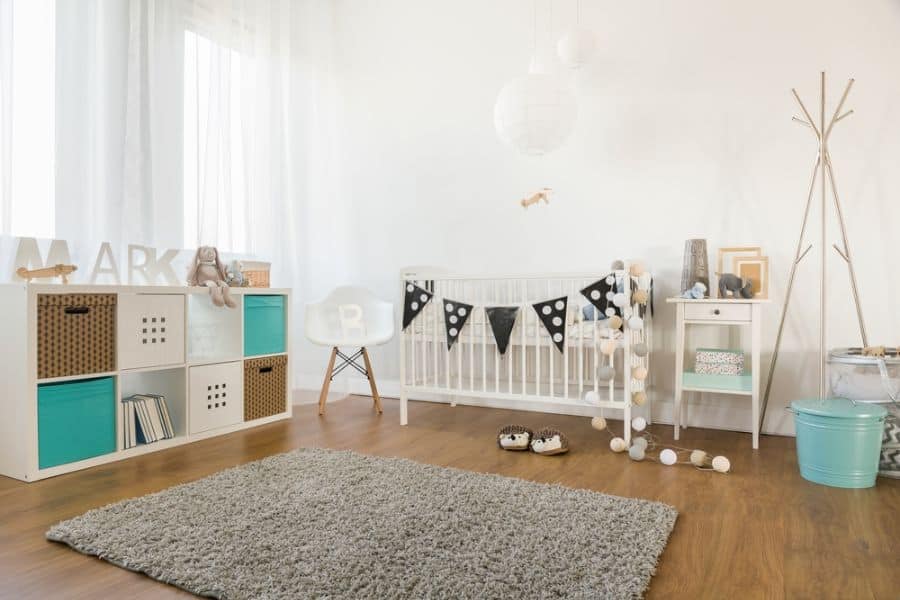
(520, 187, 552, 209)
(16, 264, 78, 284)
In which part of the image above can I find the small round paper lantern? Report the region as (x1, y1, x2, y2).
(632, 366, 648, 381)
(712, 455, 731, 473)
(612, 293, 628, 308)
(633, 342, 649, 357)
(557, 28, 596, 69)
(632, 436, 648, 451)
(591, 416, 607, 431)
(632, 390, 647, 406)
(628, 445, 645, 461)
(606, 315, 623, 330)
(628, 316, 644, 330)
(601, 339, 617, 356)
(597, 365, 615, 381)
(690, 449, 708, 467)
(584, 390, 600, 405)
(494, 72, 578, 156)
(660, 448, 678, 466)
(610, 437, 627, 452)
(631, 416, 647, 432)
(632, 289, 649, 305)
(629, 262, 645, 277)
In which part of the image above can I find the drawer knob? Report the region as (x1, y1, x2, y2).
(713, 308, 721, 315)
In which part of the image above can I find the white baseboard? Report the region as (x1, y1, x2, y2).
(292, 374, 793, 437)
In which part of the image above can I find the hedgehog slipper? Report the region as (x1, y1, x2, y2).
(497, 425, 533, 451)
(530, 427, 570, 455)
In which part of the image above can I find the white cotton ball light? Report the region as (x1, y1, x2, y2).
(628, 316, 644, 331)
(557, 28, 596, 69)
(584, 390, 600, 405)
(612, 293, 628, 308)
(597, 365, 615, 381)
(712, 456, 731, 473)
(610, 437, 627, 452)
(631, 416, 647, 432)
(660, 449, 678, 466)
(494, 71, 578, 156)
(628, 445, 646, 461)
(690, 450, 708, 467)
(632, 436, 648, 451)
(591, 416, 607, 431)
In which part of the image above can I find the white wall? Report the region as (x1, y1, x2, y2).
(295, 0, 900, 435)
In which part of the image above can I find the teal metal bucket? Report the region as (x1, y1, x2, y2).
(792, 398, 886, 488)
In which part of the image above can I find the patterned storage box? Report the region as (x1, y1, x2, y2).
(38, 294, 116, 379)
(695, 348, 744, 375)
(244, 355, 287, 421)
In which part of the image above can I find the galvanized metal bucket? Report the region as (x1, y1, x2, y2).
(829, 348, 900, 479)
(792, 398, 886, 488)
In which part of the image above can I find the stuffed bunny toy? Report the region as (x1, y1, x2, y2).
(187, 246, 236, 308)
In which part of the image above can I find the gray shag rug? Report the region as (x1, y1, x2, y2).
(47, 448, 677, 599)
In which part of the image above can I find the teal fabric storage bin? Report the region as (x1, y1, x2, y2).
(38, 377, 116, 469)
(792, 398, 886, 489)
(244, 295, 286, 356)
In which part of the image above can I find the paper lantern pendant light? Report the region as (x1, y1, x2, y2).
(494, 65, 578, 156)
(557, 28, 596, 69)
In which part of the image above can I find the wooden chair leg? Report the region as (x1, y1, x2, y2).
(318, 347, 338, 415)
(361, 347, 383, 414)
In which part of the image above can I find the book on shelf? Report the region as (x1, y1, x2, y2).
(122, 394, 175, 449)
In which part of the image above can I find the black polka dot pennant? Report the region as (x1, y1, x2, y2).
(532, 296, 568, 354)
(402, 283, 433, 330)
(485, 306, 519, 356)
(579, 274, 617, 317)
(443, 299, 474, 350)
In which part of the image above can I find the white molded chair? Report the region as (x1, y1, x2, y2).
(305, 286, 394, 415)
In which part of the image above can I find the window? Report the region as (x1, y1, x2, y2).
(182, 29, 249, 253)
(0, 0, 54, 238)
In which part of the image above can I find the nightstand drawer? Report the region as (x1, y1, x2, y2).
(684, 303, 751, 322)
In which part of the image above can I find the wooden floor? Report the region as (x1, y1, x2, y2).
(1, 395, 897, 600)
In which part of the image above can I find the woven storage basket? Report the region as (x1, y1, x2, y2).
(244, 354, 287, 421)
(238, 261, 270, 288)
(38, 294, 116, 379)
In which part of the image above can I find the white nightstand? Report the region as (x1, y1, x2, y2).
(666, 298, 769, 449)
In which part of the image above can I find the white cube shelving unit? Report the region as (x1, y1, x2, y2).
(0, 283, 292, 482)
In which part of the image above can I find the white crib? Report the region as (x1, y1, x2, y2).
(398, 267, 652, 444)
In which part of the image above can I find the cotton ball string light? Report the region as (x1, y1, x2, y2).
(632, 366, 648, 381)
(659, 449, 678, 466)
(591, 416, 607, 431)
(610, 260, 624, 271)
(612, 293, 628, 308)
(597, 365, 615, 381)
(632, 390, 647, 406)
(632, 289, 649, 305)
(629, 262, 645, 277)
(556, 28, 596, 69)
(600, 339, 617, 356)
(584, 390, 600, 405)
(632, 436, 648, 451)
(494, 71, 578, 156)
(690, 450, 708, 467)
(628, 316, 644, 331)
(631, 416, 647, 432)
(712, 456, 731, 473)
(633, 342, 649, 357)
(628, 445, 646, 461)
(606, 315, 623, 330)
(610, 437, 628, 452)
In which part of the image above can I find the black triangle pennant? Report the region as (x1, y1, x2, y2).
(580, 274, 616, 315)
(532, 296, 568, 353)
(486, 306, 519, 356)
(442, 298, 474, 350)
(402, 283, 433, 330)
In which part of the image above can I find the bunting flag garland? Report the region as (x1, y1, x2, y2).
(533, 296, 568, 353)
(402, 283, 433, 330)
(485, 306, 519, 356)
(580, 275, 617, 319)
(443, 299, 474, 350)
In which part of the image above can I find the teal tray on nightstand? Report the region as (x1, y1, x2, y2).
(682, 371, 752, 394)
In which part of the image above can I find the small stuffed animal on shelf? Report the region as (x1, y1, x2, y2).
(717, 273, 753, 299)
(187, 246, 236, 308)
(497, 425, 533, 450)
(681, 281, 707, 299)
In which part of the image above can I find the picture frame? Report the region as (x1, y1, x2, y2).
(734, 256, 769, 299)
(716, 246, 761, 275)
